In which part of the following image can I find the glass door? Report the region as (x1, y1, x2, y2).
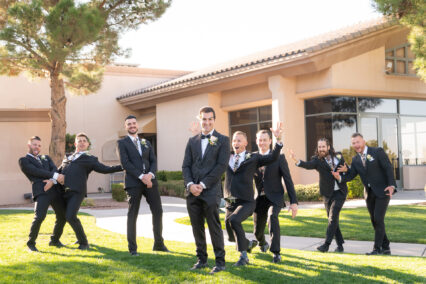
(359, 115, 402, 188)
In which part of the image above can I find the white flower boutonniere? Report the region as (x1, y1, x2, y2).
(245, 153, 251, 160)
(366, 154, 374, 162)
(336, 154, 342, 160)
(208, 135, 218, 146)
(140, 139, 147, 148)
(85, 152, 91, 156)
(40, 155, 47, 161)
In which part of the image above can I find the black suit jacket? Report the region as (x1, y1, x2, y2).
(343, 147, 396, 198)
(117, 136, 157, 190)
(297, 152, 348, 199)
(19, 154, 58, 200)
(254, 153, 298, 207)
(58, 153, 122, 195)
(182, 130, 230, 202)
(224, 143, 283, 202)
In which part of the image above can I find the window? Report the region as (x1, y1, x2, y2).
(401, 117, 426, 165)
(229, 106, 272, 152)
(358, 98, 397, 113)
(385, 43, 416, 76)
(400, 100, 426, 116)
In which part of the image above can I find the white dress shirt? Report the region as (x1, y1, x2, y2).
(229, 151, 246, 170)
(127, 135, 155, 180)
(201, 129, 215, 157)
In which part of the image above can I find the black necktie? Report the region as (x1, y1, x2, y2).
(201, 134, 211, 139)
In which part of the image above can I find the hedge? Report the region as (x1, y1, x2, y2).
(111, 183, 127, 202)
(347, 175, 364, 198)
(156, 170, 183, 182)
(157, 180, 186, 198)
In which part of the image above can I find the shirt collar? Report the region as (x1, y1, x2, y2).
(27, 153, 39, 159)
(236, 151, 246, 158)
(128, 134, 139, 141)
(362, 146, 368, 156)
(201, 129, 215, 137)
(259, 149, 270, 155)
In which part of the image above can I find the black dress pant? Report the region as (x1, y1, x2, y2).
(253, 195, 282, 253)
(63, 190, 88, 245)
(225, 199, 256, 252)
(126, 183, 164, 253)
(366, 189, 390, 250)
(28, 187, 66, 246)
(324, 190, 346, 246)
(186, 195, 225, 266)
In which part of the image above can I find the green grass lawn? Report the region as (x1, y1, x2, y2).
(176, 205, 426, 244)
(1, 210, 425, 283)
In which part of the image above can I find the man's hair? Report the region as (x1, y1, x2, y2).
(75, 132, 89, 141)
(28, 136, 41, 144)
(314, 137, 336, 157)
(125, 115, 137, 121)
(233, 131, 247, 140)
(351, 132, 364, 139)
(199, 106, 216, 119)
(256, 129, 272, 139)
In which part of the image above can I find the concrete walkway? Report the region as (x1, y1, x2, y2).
(82, 190, 426, 257)
(4, 190, 425, 257)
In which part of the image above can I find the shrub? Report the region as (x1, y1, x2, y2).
(347, 175, 364, 199)
(156, 171, 168, 181)
(111, 183, 127, 202)
(289, 183, 322, 201)
(165, 171, 183, 181)
(81, 198, 95, 207)
(158, 180, 185, 198)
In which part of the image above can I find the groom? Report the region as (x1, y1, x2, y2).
(182, 106, 230, 274)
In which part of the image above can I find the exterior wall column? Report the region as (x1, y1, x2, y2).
(268, 75, 315, 185)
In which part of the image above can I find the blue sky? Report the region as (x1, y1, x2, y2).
(117, 0, 382, 71)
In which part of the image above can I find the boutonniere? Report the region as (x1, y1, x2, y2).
(40, 155, 47, 161)
(208, 135, 218, 146)
(366, 154, 374, 162)
(85, 152, 91, 156)
(140, 139, 147, 148)
(336, 154, 342, 160)
(245, 153, 251, 160)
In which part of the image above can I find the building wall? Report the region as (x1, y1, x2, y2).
(156, 93, 209, 170)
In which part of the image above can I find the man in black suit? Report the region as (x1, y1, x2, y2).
(53, 133, 122, 250)
(224, 123, 283, 266)
(251, 130, 298, 263)
(289, 138, 348, 253)
(18, 136, 66, 252)
(117, 115, 168, 256)
(182, 107, 229, 274)
(336, 133, 396, 255)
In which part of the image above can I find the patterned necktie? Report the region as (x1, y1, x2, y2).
(36, 156, 42, 165)
(133, 138, 139, 149)
(361, 153, 367, 168)
(233, 154, 240, 172)
(326, 156, 334, 170)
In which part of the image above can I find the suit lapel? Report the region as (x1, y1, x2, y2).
(194, 135, 202, 161)
(28, 155, 43, 168)
(201, 130, 219, 161)
(355, 154, 366, 174)
(125, 136, 143, 159)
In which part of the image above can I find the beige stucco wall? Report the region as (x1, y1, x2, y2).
(0, 121, 51, 205)
(156, 93, 209, 170)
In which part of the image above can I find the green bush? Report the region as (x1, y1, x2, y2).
(156, 171, 168, 181)
(111, 183, 127, 202)
(289, 183, 322, 201)
(158, 180, 185, 198)
(156, 170, 183, 182)
(347, 175, 364, 199)
(81, 198, 95, 207)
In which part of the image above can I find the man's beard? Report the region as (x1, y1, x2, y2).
(127, 128, 138, 135)
(29, 149, 39, 156)
(318, 151, 328, 158)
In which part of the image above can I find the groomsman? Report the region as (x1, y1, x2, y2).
(182, 107, 229, 274)
(117, 115, 168, 256)
(224, 123, 283, 266)
(251, 130, 298, 263)
(289, 138, 348, 253)
(336, 133, 396, 255)
(53, 133, 122, 250)
(19, 136, 66, 252)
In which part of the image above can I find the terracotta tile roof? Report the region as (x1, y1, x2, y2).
(117, 17, 396, 101)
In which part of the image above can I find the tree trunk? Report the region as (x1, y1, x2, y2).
(49, 71, 67, 166)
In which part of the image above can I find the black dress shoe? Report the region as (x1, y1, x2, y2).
(153, 245, 170, 252)
(78, 244, 90, 250)
(130, 251, 139, 256)
(381, 248, 391, 255)
(190, 261, 208, 270)
(334, 246, 344, 253)
(209, 265, 225, 274)
(233, 256, 249, 266)
(260, 242, 270, 253)
(316, 243, 329, 253)
(49, 241, 65, 248)
(273, 253, 281, 263)
(366, 248, 381, 255)
(27, 244, 38, 252)
(247, 240, 258, 253)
